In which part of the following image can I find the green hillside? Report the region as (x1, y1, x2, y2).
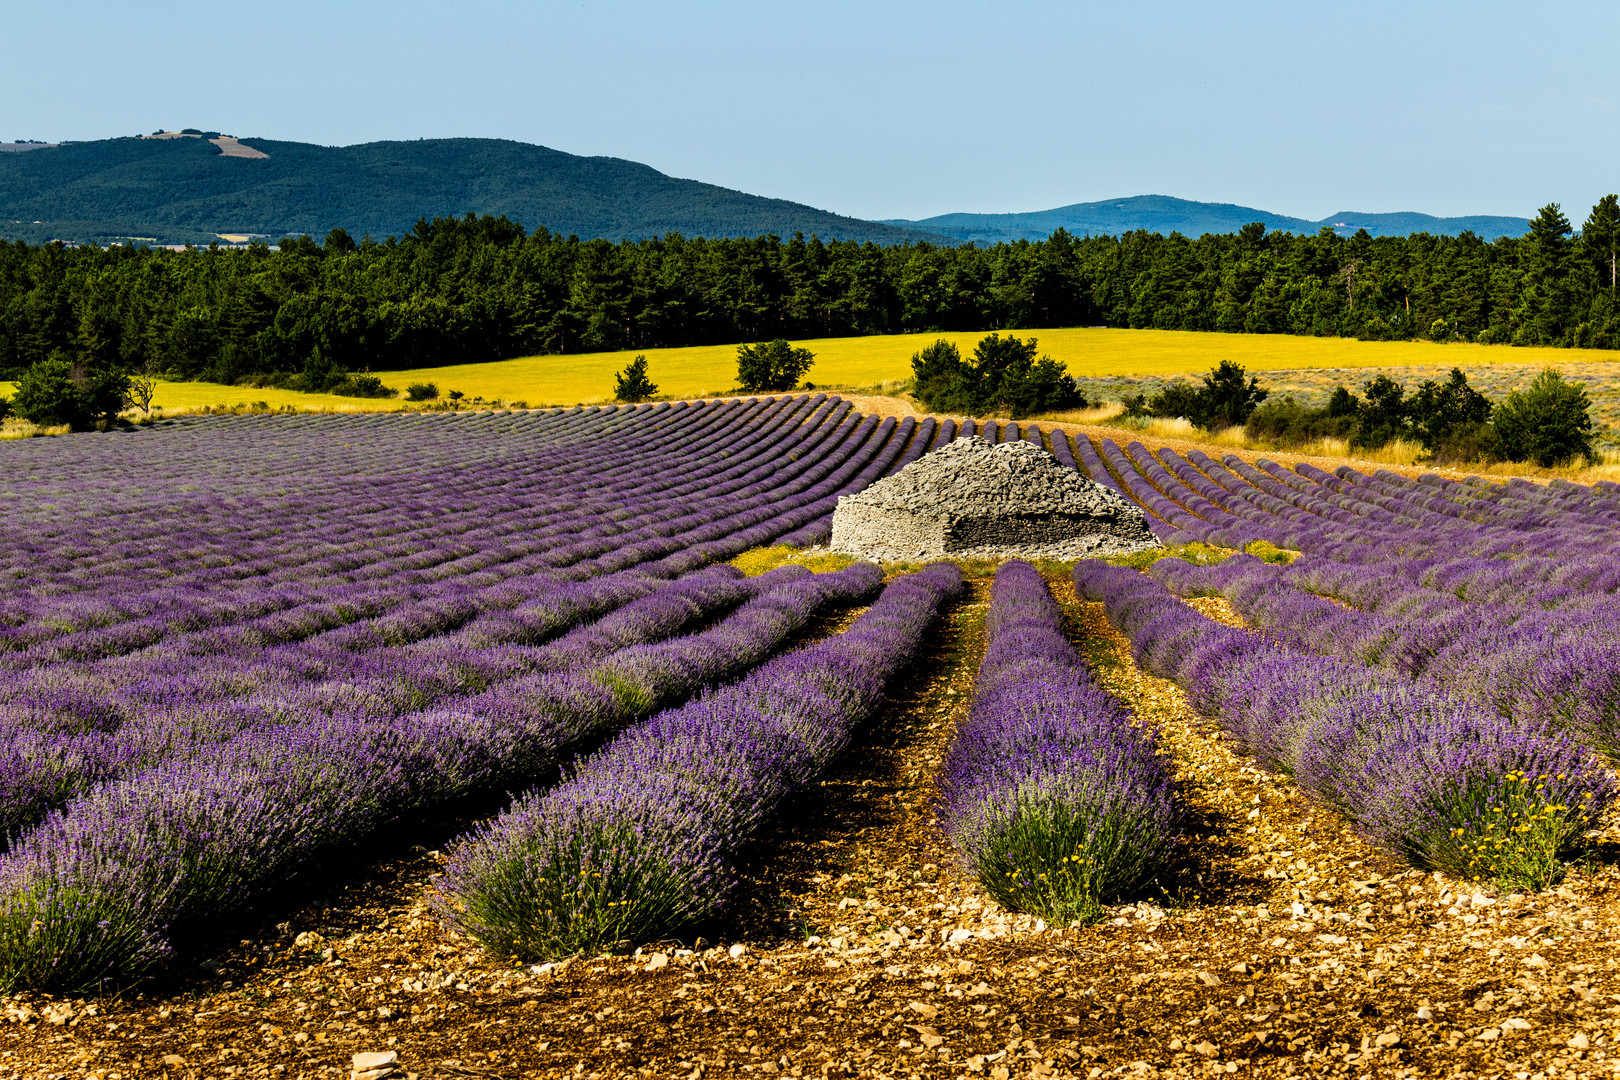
(0, 135, 949, 246)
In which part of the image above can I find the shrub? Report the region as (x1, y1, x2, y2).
(911, 334, 1086, 419)
(1124, 361, 1265, 430)
(1351, 374, 1410, 449)
(614, 355, 658, 402)
(13, 355, 130, 430)
(404, 382, 439, 402)
(1243, 396, 1356, 447)
(330, 373, 395, 399)
(940, 562, 1178, 923)
(736, 339, 814, 392)
(1410, 368, 1492, 451)
(1491, 368, 1597, 466)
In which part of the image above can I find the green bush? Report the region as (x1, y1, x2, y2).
(736, 340, 814, 392)
(405, 382, 439, 402)
(330, 373, 395, 399)
(1124, 361, 1265, 430)
(1491, 369, 1597, 466)
(13, 355, 130, 430)
(911, 334, 1085, 419)
(1411, 368, 1492, 451)
(613, 355, 658, 402)
(1242, 396, 1357, 447)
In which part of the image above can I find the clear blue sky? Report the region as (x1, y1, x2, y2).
(7, 0, 1618, 224)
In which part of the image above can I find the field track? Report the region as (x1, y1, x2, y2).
(4, 399, 1620, 1078)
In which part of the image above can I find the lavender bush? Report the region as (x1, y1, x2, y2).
(437, 563, 964, 960)
(939, 562, 1178, 923)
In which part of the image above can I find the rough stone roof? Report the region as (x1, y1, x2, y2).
(841, 436, 1138, 519)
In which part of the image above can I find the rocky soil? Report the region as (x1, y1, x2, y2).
(4, 576, 1620, 1080)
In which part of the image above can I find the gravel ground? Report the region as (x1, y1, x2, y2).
(5, 576, 1620, 1080)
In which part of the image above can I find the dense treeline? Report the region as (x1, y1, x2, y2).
(4, 199, 1620, 384)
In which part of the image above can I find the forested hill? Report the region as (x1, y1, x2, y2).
(884, 195, 1530, 244)
(0, 135, 949, 247)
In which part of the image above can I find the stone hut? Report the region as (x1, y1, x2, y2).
(830, 436, 1158, 560)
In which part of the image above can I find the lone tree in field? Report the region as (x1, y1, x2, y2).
(614, 355, 658, 402)
(1492, 368, 1597, 466)
(125, 370, 156, 414)
(737, 340, 814, 393)
(910, 334, 1085, 419)
(1194, 359, 1268, 429)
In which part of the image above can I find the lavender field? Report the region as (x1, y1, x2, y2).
(9, 398, 1620, 1080)
(0, 396, 951, 991)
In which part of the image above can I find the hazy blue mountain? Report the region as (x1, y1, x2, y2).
(883, 194, 1530, 242)
(0, 135, 951, 246)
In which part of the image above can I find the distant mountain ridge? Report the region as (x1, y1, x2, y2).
(883, 194, 1530, 242)
(0, 135, 951, 247)
(0, 134, 1532, 247)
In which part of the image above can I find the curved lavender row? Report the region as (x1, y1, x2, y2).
(1094, 440, 1196, 539)
(0, 397, 778, 611)
(0, 566, 780, 838)
(773, 416, 910, 548)
(0, 397, 817, 655)
(0, 563, 886, 992)
(939, 562, 1178, 922)
(438, 563, 965, 960)
(1147, 553, 1620, 756)
(0, 400, 873, 725)
(1046, 429, 1077, 471)
(1070, 434, 1125, 494)
(1072, 561, 1613, 891)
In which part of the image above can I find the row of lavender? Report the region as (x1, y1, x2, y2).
(0, 560, 893, 989)
(938, 562, 1177, 922)
(1148, 553, 1620, 758)
(440, 564, 964, 960)
(1049, 429, 1620, 767)
(1073, 561, 1612, 892)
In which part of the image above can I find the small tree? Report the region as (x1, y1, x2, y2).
(1409, 368, 1491, 451)
(13, 354, 129, 429)
(1192, 360, 1268, 429)
(736, 339, 814, 393)
(14, 356, 81, 426)
(1353, 374, 1411, 449)
(1492, 369, 1597, 466)
(614, 355, 658, 402)
(910, 340, 973, 412)
(125, 371, 156, 414)
(910, 334, 1084, 418)
(405, 382, 439, 402)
